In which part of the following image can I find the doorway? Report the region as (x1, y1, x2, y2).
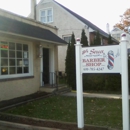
(43, 48, 49, 85)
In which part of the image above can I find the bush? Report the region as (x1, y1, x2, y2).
(83, 73, 121, 92)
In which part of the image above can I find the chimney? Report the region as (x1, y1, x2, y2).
(31, 0, 36, 20)
(106, 23, 110, 34)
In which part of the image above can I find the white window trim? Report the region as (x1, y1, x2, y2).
(39, 7, 53, 23)
(0, 38, 33, 79)
(62, 35, 72, 43)
(41, 0, 52, 4)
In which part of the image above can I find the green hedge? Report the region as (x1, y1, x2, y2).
(70, 59, 130, 93)
(83, 73, 121, 92)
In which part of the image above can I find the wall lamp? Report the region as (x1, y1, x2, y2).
(38, 44, 43, 58)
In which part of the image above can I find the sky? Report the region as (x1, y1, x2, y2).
(0, 0, 129, 33)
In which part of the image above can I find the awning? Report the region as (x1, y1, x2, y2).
(0, 15, 67, 45)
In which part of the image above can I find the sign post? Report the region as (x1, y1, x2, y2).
(75, 38, 84, 129)
(75, 33, 129, 130)
(120, 33, 129, 130)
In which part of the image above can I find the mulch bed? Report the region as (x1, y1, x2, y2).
(0, 92, 111, 130)
(0, 113, 109, 130)
(0, 91, 50, 109)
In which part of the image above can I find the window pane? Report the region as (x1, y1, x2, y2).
(47, 16, 52, 22)
(9, 51, 15, 58)
(17, 59, 23, 66)
(17, 51, 22, 58)
(63, 36, 71, 43)
(1, 67, 8, 75)
(1, 50, 8, 57)
(23, 44, 28, 51)
(17, 67, 22, 74)
(23, 52, 28, 58)
(9, 67, 16, 74)
(1, 59, 8, 66)
(9, 42, 15, 50)
(41, 11, 45, 16)
(16, 43, 22, 50)
(23, 59, 29, 66)
(41, 17, 46, 23)
(9, 59, 15, 66)
(24, 67, 28, 73)
(48, 10, 52, 15)
(1, 41, 8, 50)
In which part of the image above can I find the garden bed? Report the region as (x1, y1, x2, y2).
(0, 112, 110, 130)
(0, 91, 51, 111)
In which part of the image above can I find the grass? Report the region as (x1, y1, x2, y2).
(59, 77, 67, 84)
(4, 96, 122, 129)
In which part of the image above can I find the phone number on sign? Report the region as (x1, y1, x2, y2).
(83, 67, 104, 71)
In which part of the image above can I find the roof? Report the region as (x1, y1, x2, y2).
(54, 0, 119, 43)
(0, 15, 67, 44)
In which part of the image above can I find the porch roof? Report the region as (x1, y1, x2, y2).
(0, 15, 67, 45)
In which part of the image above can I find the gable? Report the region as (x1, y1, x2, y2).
(38, 0, 53, 5)
(54, 1, 112, 39)
(111, 27, 121, 32)
(37, 1, 85, 32)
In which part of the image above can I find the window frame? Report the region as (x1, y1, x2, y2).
(62, 35, 72, 43)
(0, 39, 33, 79)
(40, 7, 53, 23)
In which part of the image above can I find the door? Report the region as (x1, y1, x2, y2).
(43, 48, 49, 84)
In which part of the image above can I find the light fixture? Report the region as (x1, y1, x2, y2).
(38, 44, 42, 58)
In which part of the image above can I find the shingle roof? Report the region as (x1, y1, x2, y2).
(0, 15, 67, 44)
(54, 0, 119, 43)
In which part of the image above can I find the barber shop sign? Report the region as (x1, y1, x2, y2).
(81, 45, 120, 73)
(75, 33, 129, 130)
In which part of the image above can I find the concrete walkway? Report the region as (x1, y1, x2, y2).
(62, 92, 123, 99)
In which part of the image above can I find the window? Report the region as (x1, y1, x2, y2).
(117, 34, 120, 39)
(0, 40, 33, 78)
(63, 36, 71, 43)
(40, 8, 53, 23)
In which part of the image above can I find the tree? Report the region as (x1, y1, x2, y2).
(114, 8, 130, 32)
(65, 42, 71, 86)
(65, 33, 76, 90)
(108, 34, 113, 44)
(93, 31, 101, 46)
(81, 29, 88, 47)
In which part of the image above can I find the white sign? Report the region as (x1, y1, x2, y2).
(81, 45, 120, 73)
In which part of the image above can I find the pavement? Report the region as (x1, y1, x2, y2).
(0, 92, 123, 130)
(62, 92, 122, 99)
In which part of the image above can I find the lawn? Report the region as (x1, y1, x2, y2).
(4, 95, 122, 129)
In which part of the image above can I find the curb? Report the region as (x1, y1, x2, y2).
(0, 120, 62, 130)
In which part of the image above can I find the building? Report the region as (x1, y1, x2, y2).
(111, 27, 130, 42)
(0, 8, 67, 101)
(29, 0, 118, 73)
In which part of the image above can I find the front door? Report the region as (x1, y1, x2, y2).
(43, 48, 49, 85)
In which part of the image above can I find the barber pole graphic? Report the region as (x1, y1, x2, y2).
(107, 50, 114, 70)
